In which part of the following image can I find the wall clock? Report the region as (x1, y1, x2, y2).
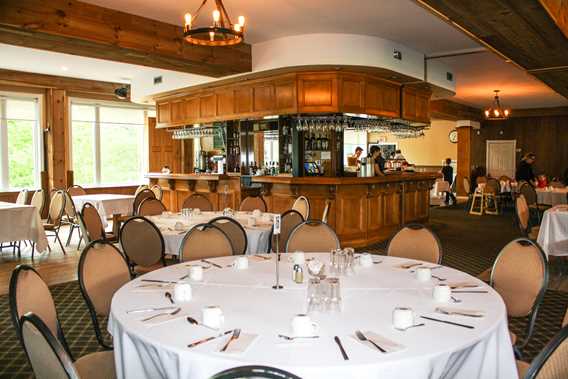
(449, 129, 458, 144)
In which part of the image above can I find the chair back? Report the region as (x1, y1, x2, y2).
(524, 325, 568, 379)
(79, 241, 131, 318)
(16, 189, 28, 205)
(273, 210, 304, 253)
(63, 191, 78, 220)
(30, 189, 45, 215)
(67, 185, 86, 196)
(137, 198, 166, 216)
(550, 181, 565, 189)
(150, 184, 163, 200)
(386, 224, 443, 264)
(210, 365, 302, 379)
(210, 216, 247, 255)
(9, 265, 71, 357)
(322, 199, 331, 223)
(239, 196, 267, 212)
(476, 176, 487, 185)
(48, 190, 66, 225)
(133, 188, 156, 215)
(286, 220, 340, 253)
(520, 182, 538, 205)
(182, 194, 214, 211)
(490, 238, 548, 318)
(515, 195, 531, 234)
(179, 223, 232, 261)
(79, 203, 106, 242)
(134, 184, 149, 197)
(120, 217, 165, 267)
(292, 196, 310, 220)
(499, 175, 512, 182)
(486, 177, 501, 194)
(20, 313, 79, 379)
(463, 177, 471, 194)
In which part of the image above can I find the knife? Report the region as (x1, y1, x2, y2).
(201, 259, 222, 268)
(420, 315, 475, 329)
(141, 279, 178, 284)
(334, 336, 349, 360)
(127, 306, 178, 314)
(187, 330, 233, 348)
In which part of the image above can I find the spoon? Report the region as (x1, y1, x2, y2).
(165, 291, 174, 304)
(187, 316, 218, 331)
(278, 334, 320, 340)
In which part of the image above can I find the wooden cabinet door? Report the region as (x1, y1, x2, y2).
(340, 75, 365, 113)
(200, 94, 216, 119)
(275, 80, 297, 113)
(235, 87, 253, 114)
(365, 80, 400, 117)
(216, 89, 235, 117)
(297, 73, 338, 113)
(170, 100, 185, 125)
(402, 86, 431, 123)
(253, 83, 275, 113)
(156, 101, 171, 126)
(184, 97, 200, 123)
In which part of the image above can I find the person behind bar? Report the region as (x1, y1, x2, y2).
(369, 146, 385, 176)
(394, 149, 405, 160)
(515, 153, 537, 186)
(441, 158, 456, 206)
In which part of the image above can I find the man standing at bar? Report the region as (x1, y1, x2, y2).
(370, 146, 385, 176)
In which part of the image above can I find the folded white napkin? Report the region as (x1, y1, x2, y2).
(355, 331, 405, 353)
(219, 333, 258, 354)
(448, 281, 481, 289)
(435, 306, 486, 318)
(139, 309, 185, 326)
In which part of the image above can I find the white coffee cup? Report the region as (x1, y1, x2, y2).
(235, 256, 249, 270)
(292, 251, 305, 265)
(202, 306, 224, 329)
(248, 216, 257, 227)
(359, 253, 373, 267)
(193, 208, 201, 215)
(189, 265, 203, 281)
(291, 314, 319, 337)
(433, 284, 452, 302)
(174, 221, 185, 231)
(392, 307, 414, 330)
(415, 267, 432, 282)
(252, 209, 262, 218)
(173, 282, 192, 303)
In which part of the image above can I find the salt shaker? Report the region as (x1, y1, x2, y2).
(293, 264, 304, 284)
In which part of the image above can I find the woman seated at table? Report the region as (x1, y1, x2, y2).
(369, 146, 385, 176)
(515, 153, 538, 186)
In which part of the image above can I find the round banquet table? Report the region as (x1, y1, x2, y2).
(537, 205, 568, 256)
(146, 211, 274, 255)
(108, 254, 517, 379)
(536, 187, 568, 206)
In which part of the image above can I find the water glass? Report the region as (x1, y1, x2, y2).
(326, 277, 342, 312)
(307, 278, 323, 313)
(181, 208, 192, 219)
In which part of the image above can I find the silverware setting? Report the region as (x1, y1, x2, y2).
(141, 307, 181, 322)
(355, 330, 386, 353)
(187, 316, 218, 331)
(127, 306, 178, 314)
(435, 307, 484, 318)
(185, 264, 212, 270)
(253, 254, 271, 260)
(201, 259, 222, 268)
(409, 265, 443, 273)
(432, 275, 446, 281)
(396, 323, 425, 331)
(373, 260, 383, 264)
(165, 291, 174, 304)
(220, 329, 241, 352)
(278, 334, 320, 341)
(334, 336, 349, 360)
(187, 330, 233, 348)
(451, 296, 462, 303)
(452, 290, 488, 294)
(141, 279, 179, 284)
(420, 315, 475, 329)
(179, 274, 189, 280)
(400, 263, 422, 269)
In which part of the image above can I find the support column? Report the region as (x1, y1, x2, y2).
(456, 120, 479, 196)
(45, 88, 70, 192)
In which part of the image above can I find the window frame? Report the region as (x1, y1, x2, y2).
(69, 98, 153, 188)
(0, 91, 44, 192)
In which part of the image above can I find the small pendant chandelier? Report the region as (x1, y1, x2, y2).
(484, 90, 511, 120)
(183, 0, 245, 46)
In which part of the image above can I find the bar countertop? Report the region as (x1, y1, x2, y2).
(251, 172, 440, 185)
(145, 172, 241, 181)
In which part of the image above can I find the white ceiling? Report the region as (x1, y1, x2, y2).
(1, 0, 566, 109)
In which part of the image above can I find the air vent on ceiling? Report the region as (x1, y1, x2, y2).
(446, 72, 454, 81)
(393, 49, 402, 60)
(153, 76, 163, 85)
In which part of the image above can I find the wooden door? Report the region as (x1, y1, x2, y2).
(486, 140, 516, 178)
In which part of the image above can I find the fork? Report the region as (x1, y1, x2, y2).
(220, 329, 241, 352)
(141, 307, 181, 322)
(435, 307, 483, 318)
(355, 330, 386, 353)
(278, 334, 320, 340)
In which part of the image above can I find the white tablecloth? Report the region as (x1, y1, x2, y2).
(537, 205, 568, 257)
(72, 194, 135, 228)
(536, 188, 568, 206)
(0, 201, 48, 252)
(147, 211, 274, 255)
(108, 255, 517, 379)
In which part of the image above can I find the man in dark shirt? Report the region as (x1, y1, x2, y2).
(441, 158, 456, 205)
(515, 153, 537, 185)
(369, 146, 385, 176)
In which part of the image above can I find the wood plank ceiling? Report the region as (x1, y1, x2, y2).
(0, 0, 252, 77)
(416, 0, 568, 99)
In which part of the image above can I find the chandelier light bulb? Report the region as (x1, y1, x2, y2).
(494, 109, 500, 117)
(233, 23, 241, 32)
(184, 13, 192, 26)
(504, 109, 510, 116)
(238, 15, 245, 27)
(485, 110, 490, 117)
(209, 30, 215, 41)
(212, 9, 221, 23)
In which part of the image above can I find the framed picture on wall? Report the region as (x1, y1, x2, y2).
(368, 142, 397, 159)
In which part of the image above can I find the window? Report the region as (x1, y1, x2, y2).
(71, 102, 149, 187)
(343, 130, 367, 165)
(0, 95, 42, 191)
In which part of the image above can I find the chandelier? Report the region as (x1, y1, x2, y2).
(183, 0, 245, 46)
(484, 90, 511, 120)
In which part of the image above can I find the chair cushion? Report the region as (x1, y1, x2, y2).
(75, 350, 116, 379)
(516, 360, 530, 378)
(134, 262, 164, 275)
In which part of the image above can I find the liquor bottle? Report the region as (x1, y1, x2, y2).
(310, 133, 316, 151)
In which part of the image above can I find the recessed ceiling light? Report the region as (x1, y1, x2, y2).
(61, 66, 69, 71)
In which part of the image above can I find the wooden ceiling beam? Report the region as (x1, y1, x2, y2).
(416, 0, 568, 99)
(539, 0, 568, 40)
(0, 0, 252, 78)
(429, 99, 481, 121)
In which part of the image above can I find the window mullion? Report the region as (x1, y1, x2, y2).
(0, 99, 8, 190)
(94, 105, 101, 185)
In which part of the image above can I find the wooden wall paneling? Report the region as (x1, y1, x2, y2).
(334, 185, 367, 246)
(274, 79, 297, 113)
(297, 73, 339, 113)
(234, 87, 253, 114)
(456, 126, 472, 196)
(364, 79, 400, 117)
(216, 89, 235, 118)
(253, 82, 276, 113)
(383, 184, 401, 228)
(199, 94, 216, 119)
(340, 74, 365, 113)
(367, 186, 385, 239)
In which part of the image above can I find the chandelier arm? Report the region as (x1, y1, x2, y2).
(192, 0, 209, 24)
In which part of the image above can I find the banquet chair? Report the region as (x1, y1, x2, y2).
(182, 193, 214, 211)
(179, 223, 233, 261)
(210, 365, 302, 379)
(490, 238, 548, 354)
(30, 189, 45, 215)
(134, 184, 149, 197)
(63, 191, 83, 247)
(9, 264, 73, 359)
(515, 195, 540, 241)
(67, 185, 87, 196)
(16, 188, 28, 204)
(119, 216, 166, 275)
(292, 196, 310, 220)
(519, 182, 548, 222)
(272, 209, 304, 253)
(386, 224, 443, 264)
(321, 199, 331, 223)
(516, 324, 568, 379)
(210, 216, 248, 255)
(150, 184, 163, 200)
(239, 196, 267, 212)
(78, 241, 132, 349)
(286, 220, 340, 253)
(19, 312, 116, 379)
(79, 203, 118, 244)
(484, 177, 501, 215)
(463, 177, 473, 210)
(42, 190, 67, 257)
(132, 188, 156, 215)
(137, 198, 167, 216)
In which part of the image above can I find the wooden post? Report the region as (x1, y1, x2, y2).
(45, 88, 70, 192)
(456, 125, 472, 196)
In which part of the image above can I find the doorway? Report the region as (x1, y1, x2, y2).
(486, 140, 516, 178)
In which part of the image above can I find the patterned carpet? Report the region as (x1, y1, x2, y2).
(1, 205, 567, 378)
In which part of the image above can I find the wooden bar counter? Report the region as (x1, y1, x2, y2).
(252, 173, 439, 248)
(146, 173, 241, 212)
